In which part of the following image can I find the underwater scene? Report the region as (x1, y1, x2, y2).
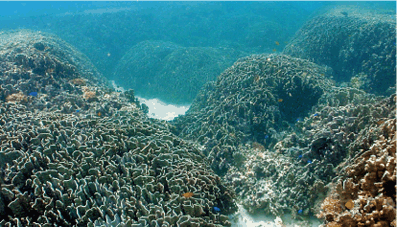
(0, 1, 396, 227)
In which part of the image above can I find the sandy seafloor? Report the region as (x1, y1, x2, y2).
(113, 81, 322, 227)
(112, 81, 190, 121)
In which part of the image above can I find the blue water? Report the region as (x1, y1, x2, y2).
(0, 1, 393, 83)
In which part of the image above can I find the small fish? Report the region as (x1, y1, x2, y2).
(76, 110, 80, 113)
(213, 207, 221, 213)
(278, 99, 283, 103)
(97, 112, 102, 117)
(298, 155, 302, 158)
(28, 92, 38, 97)
(182, 192, 193, 198)
(298, 209, 303, 214)
(264, 135, 269, 139)
(275, 41, 280, 46)
(272, 48, 277, 52)
(296, 117, 303, 122)
(313, 113, 319, 117)
(307, 160, 312, 164)
(345, 199, 354, 209)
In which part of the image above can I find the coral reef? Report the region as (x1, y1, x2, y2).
(0, 30, 111, 113)
(113, 40, 245, 104)
(224, 92, 395, 218)
(318, 117, 396, 226)
(0, 104, 236, 226)
(171, 52, 395, 218)
(283, 5, 396, 95)
(172, 53, 333, 174)
(0, 30, 237, 226)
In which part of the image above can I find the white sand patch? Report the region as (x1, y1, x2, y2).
(111, 81, 189, 120)
(230, 204, 322, 227)
(137, 96, 189, 121)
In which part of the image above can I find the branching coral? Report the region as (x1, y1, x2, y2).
(318, 119, 396, 227)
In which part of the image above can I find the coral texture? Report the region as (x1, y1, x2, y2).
(284, 5, 396, 95)
(318, 116, 396, 227)
(0, 30, 237, 226)
(172, 53, 333, 174)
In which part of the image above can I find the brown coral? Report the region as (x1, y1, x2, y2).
(317, 197, 343, 222)
(318, 119, 396, 227)
(82, 87, 97, 101)
(5, 92, 28, 103)
(70, 78, 87, 86)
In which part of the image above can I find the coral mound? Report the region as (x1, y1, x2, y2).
(0, 30, 237, 226)
(113, 40, 244, 104)
(172, 54, 333, 174)
(283, 5, 396, 95)
(0, 29, 112, 114)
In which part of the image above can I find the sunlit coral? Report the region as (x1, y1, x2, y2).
(318, 119, 396, 227)
(5, 92, 28, 103)
(82, 86, 97, 101)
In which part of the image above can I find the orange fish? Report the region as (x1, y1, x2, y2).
(275, 41, 280, 46)
(278, 99, 283, 103)
(345, 199, 354, 209)
(182, 192, 193, 198)
(97, 112, 102, 117)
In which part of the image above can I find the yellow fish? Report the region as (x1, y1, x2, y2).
(275, 41, 280, 46)
(182, 192, 193, 198)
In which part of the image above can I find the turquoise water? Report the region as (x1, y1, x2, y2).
(0, 2, 395, 227)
